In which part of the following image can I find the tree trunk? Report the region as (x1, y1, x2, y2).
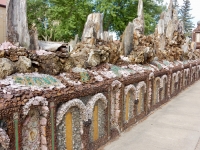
(6, 0, 30, 48)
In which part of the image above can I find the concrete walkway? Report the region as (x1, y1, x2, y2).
(102, 80, 200, 150)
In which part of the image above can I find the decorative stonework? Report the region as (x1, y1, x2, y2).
(22, 97, 49, 150)
(86, 93, 107, 120)
(161, 75, 168, 100)
(171, 72, 177, 94)
(57, 107, 82, 150)
(124, 85, 136, 95)
(0, 128, 10, 149)
(110, 80, 122, 131)
(0, 73, 65, 92)
(136, 81, 147, 100)
(22, 109, 41, 150)
(184, 68, 190, 86)
(56, 99, 87, 126)
(136, 81, 146, 114)
(124, 85, 136, 123)
(161, 75, 168, 87)
(153, 77, 161, 104)
(23, 96, 48, 117)
(111, 80, 122, 88)
(149, 72, 154, 79)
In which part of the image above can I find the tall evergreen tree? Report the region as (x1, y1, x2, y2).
(179, 0, 194, 36)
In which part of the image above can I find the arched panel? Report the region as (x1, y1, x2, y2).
(86, 93, 108, 142)
(124, 85, 136, 123)
(56, 99, 87, 150)
(153, 77, 161, 105)
(161, 75, 168, 101)
(136, 81, 147, 115)
(57, 107, 82, 150)
(22, 109, 41, 150)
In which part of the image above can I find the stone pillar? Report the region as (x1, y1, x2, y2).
(50, 102, 56, 150)
(13, 112, 19, 150)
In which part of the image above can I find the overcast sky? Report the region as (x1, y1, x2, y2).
(164, 0, 199, 28)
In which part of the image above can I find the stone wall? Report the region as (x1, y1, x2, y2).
(0, 60, 199, 149)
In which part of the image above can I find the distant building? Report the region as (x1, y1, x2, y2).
(0, 0, 6, 43)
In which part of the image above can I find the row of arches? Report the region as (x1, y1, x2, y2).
(123, 82, 146, 123)
(1, 66, 200, 150)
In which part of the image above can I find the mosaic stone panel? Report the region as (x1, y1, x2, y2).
(13, 74, 62, 87)
(22, 109, 41, 150)
(57, 107, 82, 150)
(89, 101, 106, 142)
(123, 91, 134, 123)
(138, 88, 145, 115)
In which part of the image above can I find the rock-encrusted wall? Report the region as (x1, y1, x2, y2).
(1, 0, 200, 150)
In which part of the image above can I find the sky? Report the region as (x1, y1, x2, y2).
(164, 0, 200, 28)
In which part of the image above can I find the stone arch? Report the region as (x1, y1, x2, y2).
(22, 96, 48, 117)
(86, 93, 107, 142)
(0, 128, 10, 150)
(22, 96, 49, 150)
(153, 77, 161, 105)
(183, 69, 189, 87)
(171, 72, 177, 94)
(56, 99, 87, 150)
(161, 75, 168, 100)
(56, 99, 87, 126)
(136, 81, 147, 115)
(177, 71, 182, 90)
(191, 66, 197, 82)
(86, 93, 107, 119)
(110, 80, 122, 130)
(124, 85, 136, 123)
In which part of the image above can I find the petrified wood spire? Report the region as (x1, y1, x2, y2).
(81, 13, 104, 44)
(133, 0, 144, 36)
(6, 0, 30, 48)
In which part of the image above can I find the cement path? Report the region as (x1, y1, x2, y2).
(102, 80, 200, 150)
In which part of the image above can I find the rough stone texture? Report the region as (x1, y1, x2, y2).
(133, 0, 144, 36)
(0, 128, 10, 149)
(57, 119, 67, 150)
(82, 13, 103, 44)
(72, 107, 82, 150)
(120, 22, 134, 56)
(16, 56, 32, 73)
(57, 107, 82, 150)
(22, 109, 41, 150)
(7, 0, 30, 48)
(71, 40, 120, 68)
(0, 58, 14, 79)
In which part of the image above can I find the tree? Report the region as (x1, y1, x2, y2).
(47, 0, 93, 42)
(27, 0, 165, 41)
(27, 0, 49, 41)
(93, 0, 165, 37)
(179, 0, 194, 36)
